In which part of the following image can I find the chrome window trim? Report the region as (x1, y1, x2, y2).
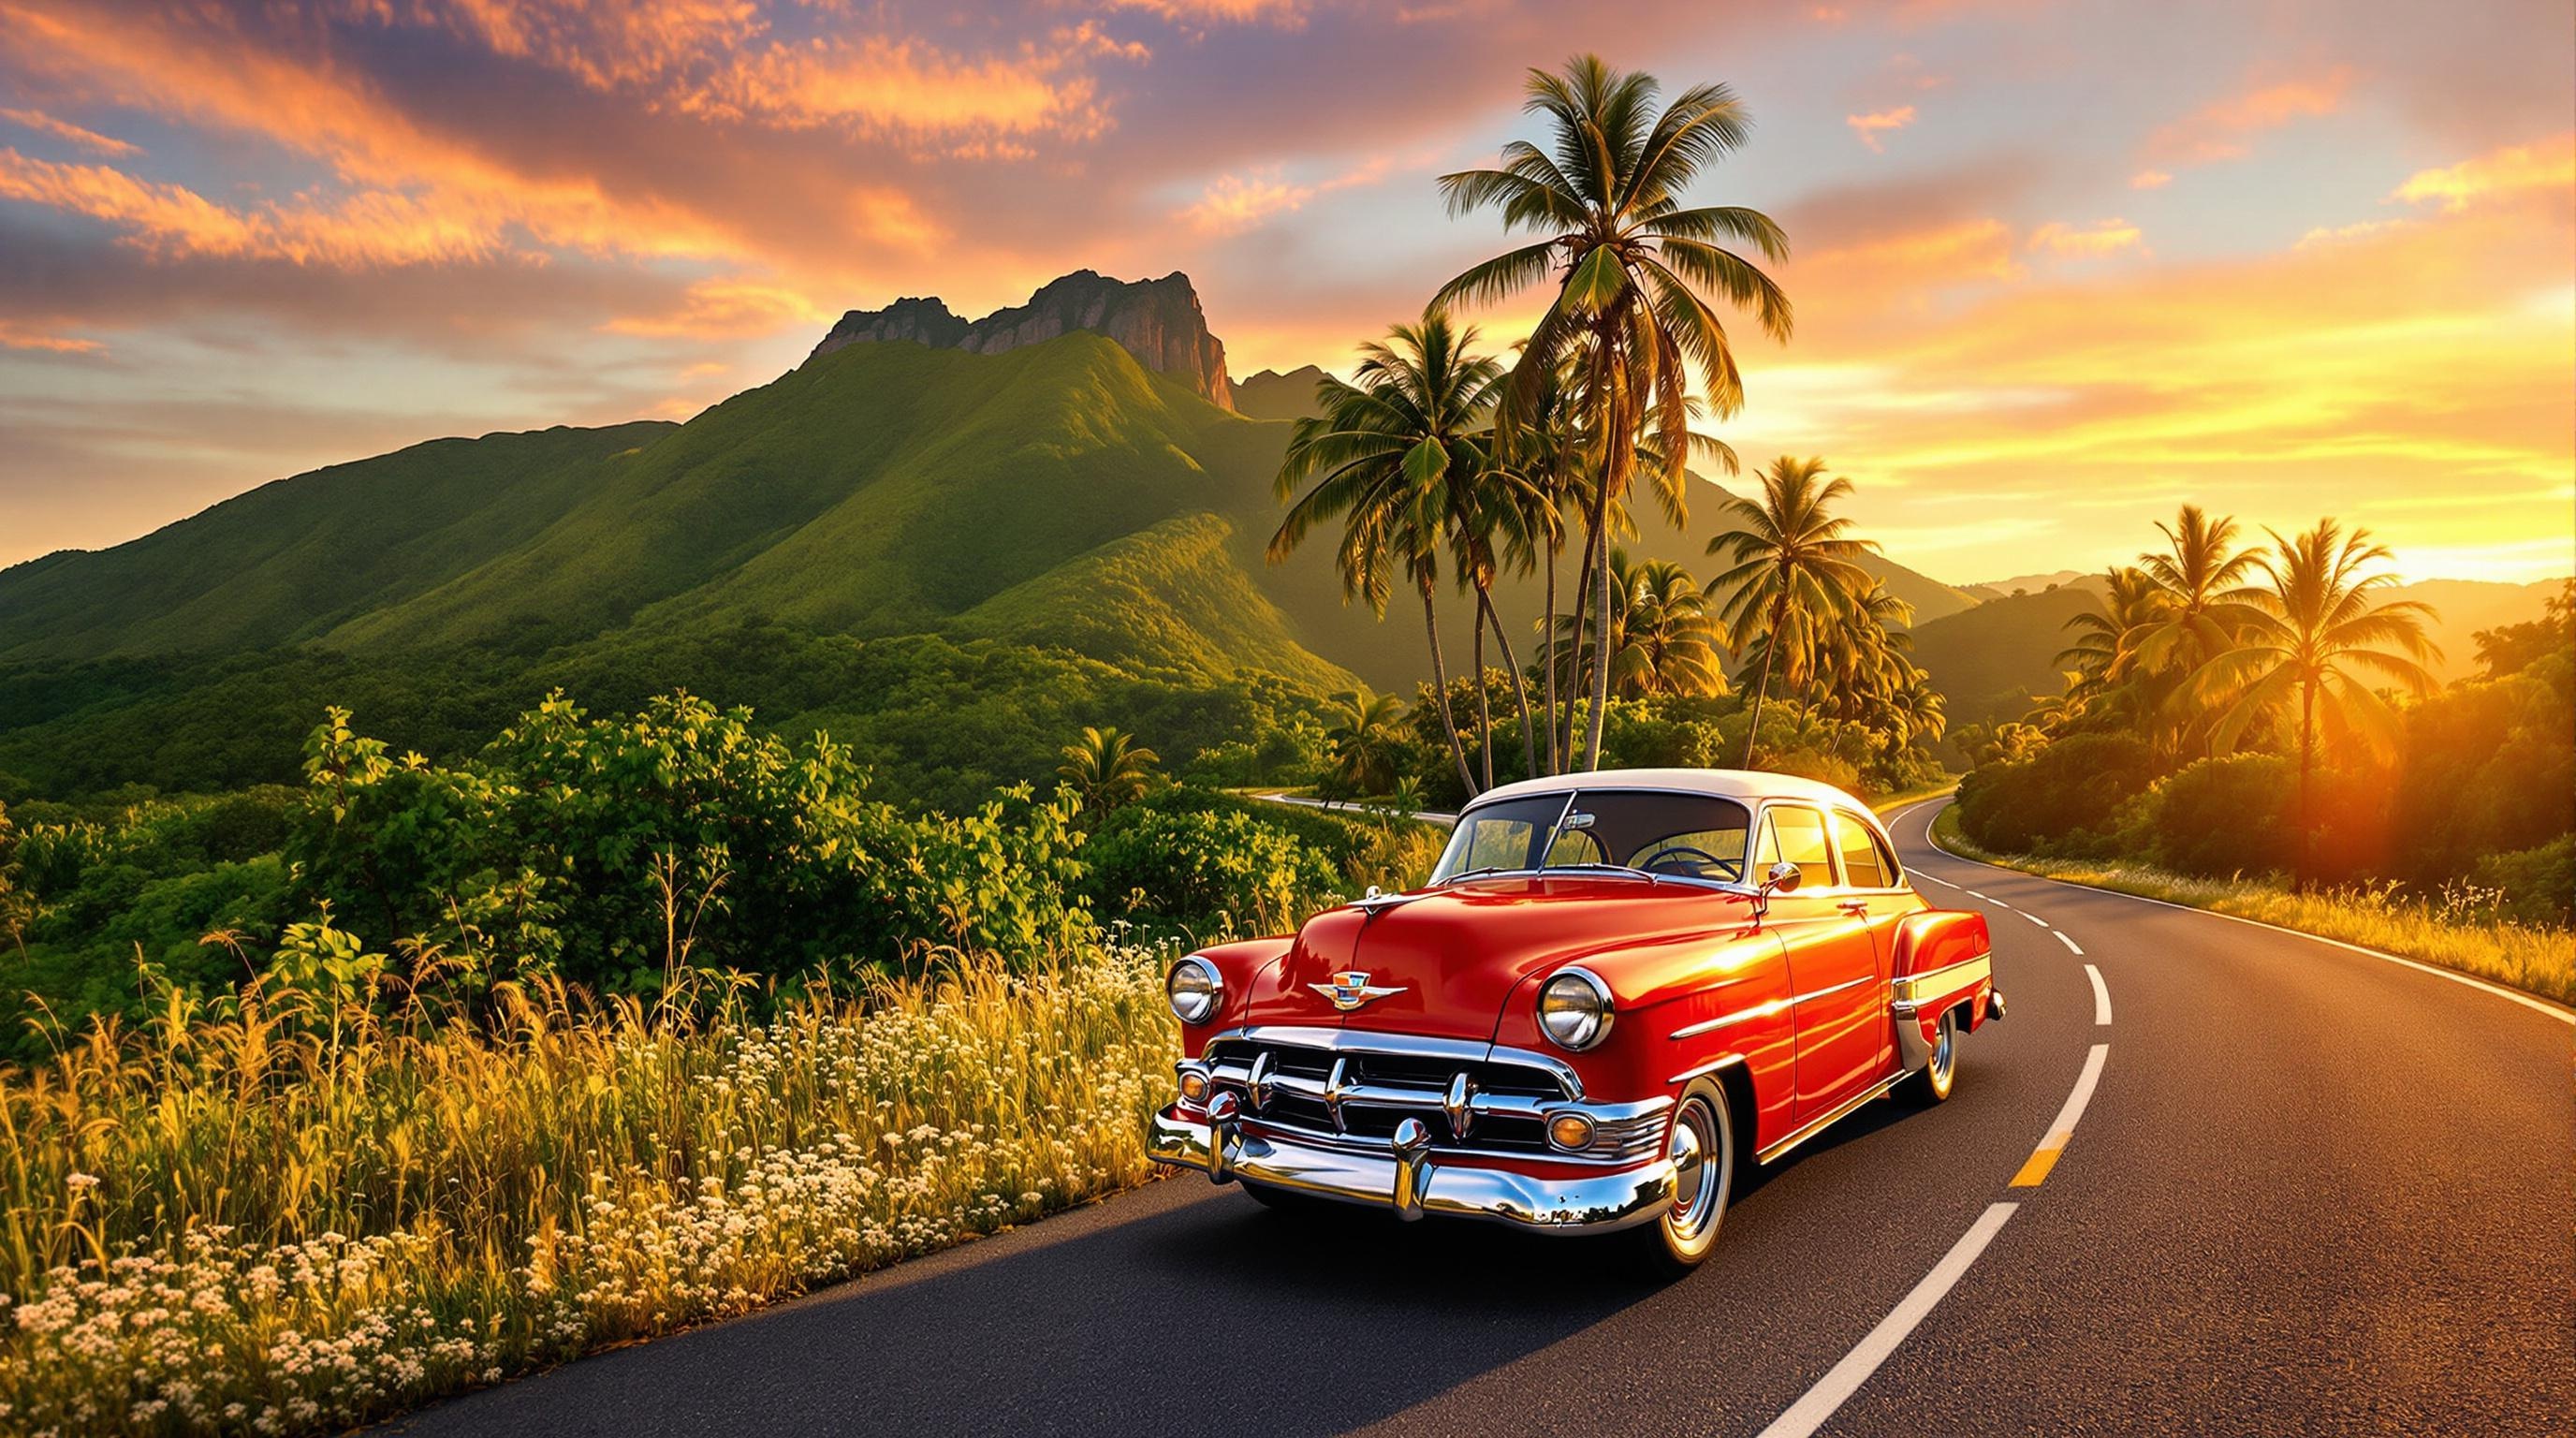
(1825, 807, 1911, 894)
(1753, 800, 1848, 895)
(1434, 787, 1762, 894)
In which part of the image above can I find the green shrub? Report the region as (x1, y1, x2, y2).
(2472, 835, 2576, 924)
(1958, 732, 2157, 854)
(1080, 803, 1338, 938)
(2145, 755, 2295, 877)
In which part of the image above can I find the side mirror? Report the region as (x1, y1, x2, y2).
(1762, 860, 1802, 894)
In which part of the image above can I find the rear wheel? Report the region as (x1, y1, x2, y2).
(1902, 1007, 1959, 1107)
(1621, 1080, 1734, 1274)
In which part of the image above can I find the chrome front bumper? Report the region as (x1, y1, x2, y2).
(1149, 1105, 1679, 1232)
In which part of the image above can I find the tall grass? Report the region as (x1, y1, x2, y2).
(0, 944, 1178, 1435)
(1931, 808, 2576, 1007)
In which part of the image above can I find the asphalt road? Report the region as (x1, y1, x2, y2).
(386, 800, 2574, 1437)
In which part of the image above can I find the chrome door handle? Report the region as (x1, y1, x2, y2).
(1837, 899, 1870, 914)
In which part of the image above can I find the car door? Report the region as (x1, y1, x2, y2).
(1756, 803, 1882, 1122)
(1830, 809, 1925, 1082)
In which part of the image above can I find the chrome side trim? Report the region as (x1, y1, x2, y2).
(1891, 954, 1992, 1016)
(1669, 996, 1791, 1040)
(1666, 1052, 1749, 1086)
(1793, 973, 1876, 1005)
(1755, 1071, 1907, 1166)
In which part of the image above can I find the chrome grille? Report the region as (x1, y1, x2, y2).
(1194, 1029, 1667, 1165)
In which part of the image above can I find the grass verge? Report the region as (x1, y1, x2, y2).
(1930, 806, 2576, 1010)
(0, 946, 1178, 1435)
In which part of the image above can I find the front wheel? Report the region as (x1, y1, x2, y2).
(1620, 1080, 1734, 1274)
(1902, 1007, 1959, 1107)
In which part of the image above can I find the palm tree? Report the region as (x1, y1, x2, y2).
(1705, 457, 1878, 767)
(1449, 451, 1549, 788)
(2132, 505, 2268, 758)
(1437, 53, 1792, 770)
(1323, 687, 1410, 796)
(2191, 520, 2440, 888)
(1058, 726, 1160, 812)
(1273, 308, 1502, 796)
(2055, 566, 2168, 697)
(1549, 551, 1727, 698)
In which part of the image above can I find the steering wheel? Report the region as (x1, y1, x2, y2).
(1637, 844, 1739, 881)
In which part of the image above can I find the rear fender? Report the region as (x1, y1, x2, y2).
(1890, 909, 1994, 1071)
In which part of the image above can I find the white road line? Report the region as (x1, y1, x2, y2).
(1913, 800, 2576, 1029)
(1754, 1202, 2021, 1438)
(2019, 910, 2050, 928)
(2053, 930, 2084, 955)
(2085, 964, 2113, 1025)
(1963, 889, 1987, 901)
(1915, 873, 1959, 889)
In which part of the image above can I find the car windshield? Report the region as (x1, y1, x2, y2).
(1428, 789, 1755, 887)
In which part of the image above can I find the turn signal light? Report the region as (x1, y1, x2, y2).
(1547, 1112, 1597, 1152)
(1179, 1071, 1209, 1102)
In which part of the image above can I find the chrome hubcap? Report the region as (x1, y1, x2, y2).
(1665, 1097, 1723, 1242)
(1931, 1017, 1955, 1088)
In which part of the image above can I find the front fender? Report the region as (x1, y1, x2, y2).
(1173, 936, 1294, 1057)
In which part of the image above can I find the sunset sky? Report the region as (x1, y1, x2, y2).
(2, 0, 2569, 586)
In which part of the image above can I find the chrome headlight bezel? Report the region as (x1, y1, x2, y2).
(1536, 966, 1615, 1051)
(1166, 956, 1223, 1026)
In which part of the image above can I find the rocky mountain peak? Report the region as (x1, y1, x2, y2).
(807, 270, 1234, 410)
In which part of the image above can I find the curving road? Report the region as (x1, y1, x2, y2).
(386, 800, 2574, 1437)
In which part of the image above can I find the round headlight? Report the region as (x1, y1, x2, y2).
(1537, 968, 1614, 1051)
(1167, 957, 1223, 1026)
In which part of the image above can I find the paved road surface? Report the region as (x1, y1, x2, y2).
(387, 800, 2573, 1437)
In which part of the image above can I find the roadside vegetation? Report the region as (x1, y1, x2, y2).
(1933, 806, 2575, 1007)
(1945, 510, 2572, 990)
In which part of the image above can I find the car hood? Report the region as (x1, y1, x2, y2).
(1245, 875, 1761, 1042)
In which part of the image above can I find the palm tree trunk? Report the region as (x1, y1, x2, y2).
(1471, 599, 1494, 790)
(2295, 674, 2317, 893)
(1560, 519, 1600, 772)
(1481, 583, 1539, 782)
(1738, 593, 1789, 769)
(1581, 457, 1618, 771)
(1541, 541, 1561, 776)
(1421, 581, 1477, 799)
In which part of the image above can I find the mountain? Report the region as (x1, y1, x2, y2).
(809, 270, 1234, 410)
(1231, 365, 1331, 421)
(0, 421, 675, 660)
(1961, 569, 2098, 601)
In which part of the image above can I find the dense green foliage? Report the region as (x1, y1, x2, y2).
(0, 688, 1427, 1058)
(1957, 521, 2572, 921)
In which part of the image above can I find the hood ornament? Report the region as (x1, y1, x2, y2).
(1310, 970, 1407, 1012)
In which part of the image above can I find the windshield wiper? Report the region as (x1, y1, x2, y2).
(1436, 865, 1513, 886)
(1543, 862, 1661, 883)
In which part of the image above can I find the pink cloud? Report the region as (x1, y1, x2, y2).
(1847, 105, 1917, 153)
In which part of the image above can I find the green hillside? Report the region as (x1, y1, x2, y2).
(1910, 585, 2105, 728)
(0, 422, 674, 661)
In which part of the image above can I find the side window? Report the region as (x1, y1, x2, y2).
(1762, 805, 1838, 889)
(1873, 829, 1904, 889)
(1835, 811, 1890, 889)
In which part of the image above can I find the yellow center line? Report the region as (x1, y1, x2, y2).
(2011, 1042, 2110, 1188)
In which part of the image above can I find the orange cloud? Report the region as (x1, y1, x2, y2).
(2391, 134, 2576, 213)
(681, 32, 1132, 142)
(2129, 169, 2171, 190)
(0, 317, 100, 352)
(1105, 0, 1310, 26)
(2147, 68, 2351, 166)
(1177, 157, 1392, 234)
(1846, 106, 1917, 153)
(0, 148, 507, 266)
(604, 275, 829, 338)
(0, 106, 139, 156)
(2027, 218, 2143, 257)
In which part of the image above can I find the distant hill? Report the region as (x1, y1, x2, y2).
(1961, 569, 2099, 602)
(1231, 365, 1331, 421)
(1909, 575, 2561, 734)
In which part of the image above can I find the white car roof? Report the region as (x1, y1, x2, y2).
(1464, 767, 1882, 822)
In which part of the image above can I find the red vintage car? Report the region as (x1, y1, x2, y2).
(1149, 768, 2001, 1269)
